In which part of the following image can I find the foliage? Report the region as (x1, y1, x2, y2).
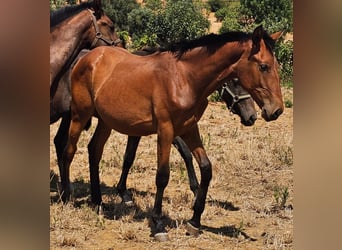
(275, 40, 293, 88)
(102, 0, 139, 31)
(125, 0, 209, 49)
(207, 0, 227, 12)
(150, 0, 210, 47)
(273, 185, 289, 208)
(144, 0, 163, 11)
(127, 7, 155, 40)
(219, 2, 243, 32)
(50, 0, 66, 11)
(239, 0, 293, 33)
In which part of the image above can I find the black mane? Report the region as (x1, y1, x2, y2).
(50, 2, 93, 28)
(169, 29, 276, 59)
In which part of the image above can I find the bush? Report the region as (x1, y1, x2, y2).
(240, 0, 293, 33)
(219, 3, 243, 33)
(102, 0, 139, 31)
(207, 0, 226, 12)
(134, 0, 210, 48)
(275, 40, 293, 87)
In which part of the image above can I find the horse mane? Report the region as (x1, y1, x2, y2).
(169, 30, 276, 59)
(50, 1, 94, 28)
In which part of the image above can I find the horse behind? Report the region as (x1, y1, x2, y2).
(62, 26, 283, 241)
(50, 0, 122, 98)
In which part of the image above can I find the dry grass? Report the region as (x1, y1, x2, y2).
(50, 90, 293, 249)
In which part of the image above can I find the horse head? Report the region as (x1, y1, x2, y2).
(87, 7, 123, 48)
(232, 25, 284, 121)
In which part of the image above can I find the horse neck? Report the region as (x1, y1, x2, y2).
(178, 42, 246, 100)
(50, 10, 94, 88)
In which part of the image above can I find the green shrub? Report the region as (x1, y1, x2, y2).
(102, 0, 139, 31)
(275, 40, 293, 88)
(219, 4, 242, 33)
(145, 1, 209, 47)
(208, 0, 226, 12)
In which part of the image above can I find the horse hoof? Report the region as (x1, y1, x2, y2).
(154, 232, 169, 242)
(186, 222, 200, 237)
(124, 200, 134, 207)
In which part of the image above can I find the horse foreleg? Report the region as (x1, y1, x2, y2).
(117, 136, 141, 205)
(172, 136, 199, 196)
(87, 119, 111, 206)
(60, 112, 91, 203)
(180, 125, 212, 236)
(152, 124, 173, 242)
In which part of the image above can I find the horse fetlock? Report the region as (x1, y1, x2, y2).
(119, 190, 134, 206)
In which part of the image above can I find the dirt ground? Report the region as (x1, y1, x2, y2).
(50, 88, 293, 249)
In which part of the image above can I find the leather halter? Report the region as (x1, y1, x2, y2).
(220, 81, 251, 113)
(88, 9, 122, 48)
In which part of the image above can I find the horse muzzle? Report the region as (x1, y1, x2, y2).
(261, 107, 283, 121)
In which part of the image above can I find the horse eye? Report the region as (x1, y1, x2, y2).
(259, 64, 269, 72)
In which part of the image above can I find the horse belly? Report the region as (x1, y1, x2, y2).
(94, 95, 156, 136)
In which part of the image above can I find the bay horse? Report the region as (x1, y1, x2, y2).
(61, 25, 283, 241)
(51, 49, 256, 204)
(117, 77, 257, 205)
(50, 0, 122, 98)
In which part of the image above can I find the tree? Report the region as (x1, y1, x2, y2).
(150, 0, 210, 46)
(102, 0, 139, 31)
(126, 0, 209, 49)
(240, 0, 293, 32)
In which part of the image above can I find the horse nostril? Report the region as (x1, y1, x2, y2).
(271, 108, 283, 120)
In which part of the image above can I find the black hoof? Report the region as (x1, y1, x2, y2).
(120, 191, 134, 206)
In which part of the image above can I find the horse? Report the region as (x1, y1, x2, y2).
(117, 77, 257, 205)
(50, 0, 122, 98)
(61, 25, 283, 241)
(51, 48, 256, 202)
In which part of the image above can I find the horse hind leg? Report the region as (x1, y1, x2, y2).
(87, 118, 111, 206)
(172, 136, 199, 196)
(117, 136, 141, 206)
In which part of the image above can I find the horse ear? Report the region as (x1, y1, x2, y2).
(93, 0, 103, 19)
(270, 31, 284, 41)
(252, 25, 264, 46)
(250, 25, 263, 55)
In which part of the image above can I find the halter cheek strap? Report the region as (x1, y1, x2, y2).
(220, 82, 251, 113)
(88, 9, 122, 48)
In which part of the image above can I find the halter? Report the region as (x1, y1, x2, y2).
(88, 9, 122, 48)
(220, 81, 251, 114)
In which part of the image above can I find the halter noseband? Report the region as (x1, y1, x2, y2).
(88, 9, 122, 48)
(220, 81, 251, 113)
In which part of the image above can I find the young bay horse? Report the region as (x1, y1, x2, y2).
(61, 25, 283, 241)
(50, 0, 122, 98)
(51, 48, 256, 203)
(117, 77, 257, 205)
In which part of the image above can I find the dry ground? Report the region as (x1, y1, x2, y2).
(50, 88, 293, 249)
